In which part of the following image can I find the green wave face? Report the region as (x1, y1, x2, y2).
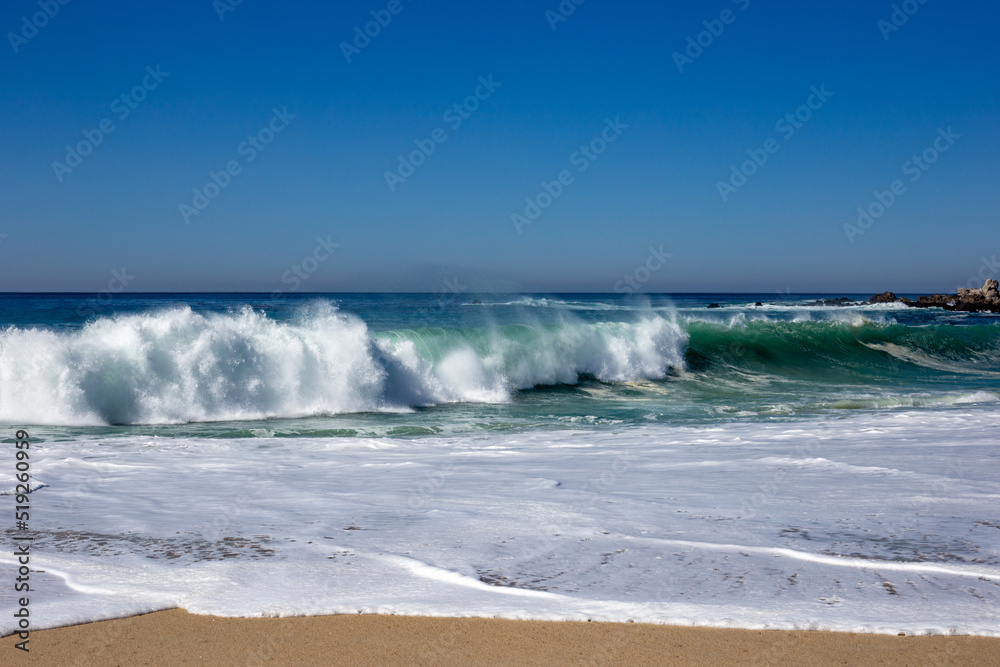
(684, 320, 1000, 383)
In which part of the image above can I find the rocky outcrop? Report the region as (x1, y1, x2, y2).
(869, 291, 898, 304)
(891, 280, 1000, 313)
(969, 279, 999, 301)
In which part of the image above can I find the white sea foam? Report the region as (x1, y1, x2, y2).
(463, 297, 914, 314)
(679, 309, 898, 328)
(2, 407, 999, 635)
(0, 304, 687, 425)
(822, 391, 1000, 410)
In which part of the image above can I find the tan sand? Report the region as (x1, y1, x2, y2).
(5, 610, 999, 666)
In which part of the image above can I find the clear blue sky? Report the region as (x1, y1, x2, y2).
(1, 0, 997, 293)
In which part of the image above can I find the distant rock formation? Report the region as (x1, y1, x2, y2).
(869, 291, 897, 304)
(886, 280, 1000, 313)
(961, 279, 999, 302)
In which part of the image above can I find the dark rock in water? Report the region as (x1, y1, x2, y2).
(952, 300, 981, 312)
(893, 280, 1000, 312)
(906, 294, 954, 309)
(804, 297, 856, 307)
(869, 291, 898, 304)
(471, 299, 482, 304)
(707, 303, 721, 309)
(754, 302, 763, 307)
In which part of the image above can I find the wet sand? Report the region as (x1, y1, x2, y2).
(6, 609, 999, 666)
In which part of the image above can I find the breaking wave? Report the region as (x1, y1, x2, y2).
(0, 303, 687, 425)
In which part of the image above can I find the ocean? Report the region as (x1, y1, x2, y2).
(1, 293, 998, 635)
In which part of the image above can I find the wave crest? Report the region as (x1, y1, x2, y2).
(0, 304, 687, 425)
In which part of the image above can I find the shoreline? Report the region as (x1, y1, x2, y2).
(7, 610, 999, 666)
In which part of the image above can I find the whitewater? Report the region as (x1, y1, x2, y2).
(1, 293, 998, 636)
(0, 302, 687, 425)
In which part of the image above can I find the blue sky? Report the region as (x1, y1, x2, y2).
(1, 0, 997, 293)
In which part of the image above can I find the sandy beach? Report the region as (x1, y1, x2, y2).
(6, 610, 998, 666)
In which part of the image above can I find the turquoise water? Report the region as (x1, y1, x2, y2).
(1, 293, 998, 437)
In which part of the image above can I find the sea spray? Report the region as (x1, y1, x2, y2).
(0, 302, 688, 425)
